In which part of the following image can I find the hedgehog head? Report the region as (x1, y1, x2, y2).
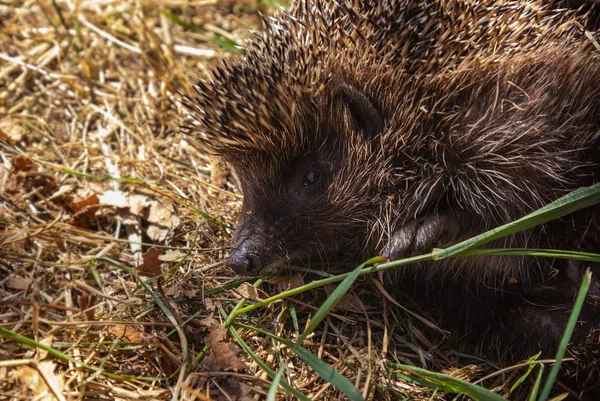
(184, 6, 395, 271)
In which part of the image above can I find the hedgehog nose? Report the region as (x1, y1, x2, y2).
(228, 245, 263, 274)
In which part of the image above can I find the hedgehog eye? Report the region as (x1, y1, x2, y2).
(303, 170, 320, 185)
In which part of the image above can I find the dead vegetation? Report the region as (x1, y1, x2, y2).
(0, 1, 580, 400)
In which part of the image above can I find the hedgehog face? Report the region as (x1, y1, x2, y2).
(228, 154, 339, 273)
(227, 82, 388, 274)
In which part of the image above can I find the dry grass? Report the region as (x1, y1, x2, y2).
(0, 1, 556, 400)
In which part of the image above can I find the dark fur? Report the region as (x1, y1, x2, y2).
(186, 0, 600, 397)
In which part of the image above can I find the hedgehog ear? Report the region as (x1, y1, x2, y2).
(328, 82, 383, 139)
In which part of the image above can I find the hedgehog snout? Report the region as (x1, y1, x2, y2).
(228, 241, 263, 274)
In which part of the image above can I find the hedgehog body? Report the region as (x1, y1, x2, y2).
(188, 0, 600, 396)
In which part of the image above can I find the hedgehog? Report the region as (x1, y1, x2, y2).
(185, 0, 600, 394)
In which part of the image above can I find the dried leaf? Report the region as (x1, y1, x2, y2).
(157, 346, 179, 376)
(205, 325, 227, 347)
(69, 194, 100, 214)
(204, 298, 217, 313)
(136, 247, 163, 277)
(112, 324, 146, 343)
(182, 288, 197, 297)
(38, 336, 54, 360)
(7, 275, 31, 290)
(235, 282, 260, 301)
(127, 193, 152, 215)
(13, 157, 33, 172)
(145, 198, 181, 242)
(159, 250, 185, 262)
(203, 342, 245, 372)
(98, 191, 181, 242)
(69, 194, 101, 228)
(221, 377, 253, 401)
(98, 190, 127, 207)
(15, 361, 64, 401)
(14, 172, 58, 196)
(200, 317, 245, 372)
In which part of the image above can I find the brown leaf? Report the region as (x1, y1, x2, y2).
(203, 298, 217, 313)
(206, 325, 228, 347)
(157, 346, 179, 376)
(199, 317, 227, 345)
(203, 342, 245, 372)
(112, 324, 146, 343)
(235, 283, 260, 302)
(99, 192, 181, 242)
(182, 288, 198, 298)
(127, 193, 152, 215)
(7, 275, 31, 290)
(69, 194, 100, 214)
(13, 157, 33, 172)
(145, 198, 181, 242)
(69, 194, 101, 228)
(38, 336, 54, 360)
(221, 377, 253, 401)
(136, 247, 163, 277)
(15, 361, 64, 400)
(200, 317, 245, 372)
(158, 250, 185, 262)
(0, 127, 9, 141)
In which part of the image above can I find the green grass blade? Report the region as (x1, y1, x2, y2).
(227, 324, 311, 401)
(232, 244, 598, 318)
(267, 366, 286, 401)
(538, 269, 592, 401)
(435, 183, 600, 259)
(458, 249, 600, 263)
(510, 352, 541, 393)
(211, 33, 245, 56)
(234, 322, 366, 401)
(528, 364, 545, 401)
(289, 338, 365, 401)
(231, 180, 600, 317)
(297, 256, 384, 344)
(391, 371, 456, 393)
(98, 258, 189, 401)
(158, 9, 244, 55)
(388, 363, 509, 401)
(0, 327, 126, 381)
(159, 10, 203, 34)
(234, 256, 391, 317)
(289, 303, 300, 334)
